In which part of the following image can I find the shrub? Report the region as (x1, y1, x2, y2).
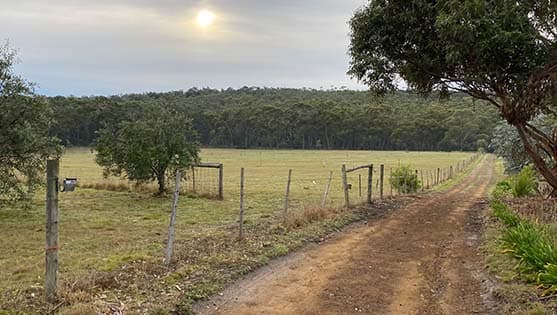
(493, 179, 512, 198)
(511, 166, 538, 198)
(390, 165, 420, 193)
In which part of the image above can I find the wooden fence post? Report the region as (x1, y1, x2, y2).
(45, 159, 59, 303)
(239, 168, 245, 240)
(420, 170, 424, 192)
(380, 165, 385, 199)
(284, 169, 292, 215)
(441, 168, 444, 182)
(165, 170, 182, 266)
(437, 168, 441, 185)
(322, 171, 333, 207)
(342, 164, 349, 207)
(358, 174, 362, 198)
(218, 164, 224, 200)
(450, 165, 453, 179)
(367, 165, 373, 204)
(192, 166, 196, 193)
(390, 167, 393, 196)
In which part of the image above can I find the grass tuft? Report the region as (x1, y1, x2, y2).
(491, 196, 557, 291)
(511, 166, 538, 198)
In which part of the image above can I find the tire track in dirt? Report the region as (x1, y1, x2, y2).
(195, 155, 495, 315)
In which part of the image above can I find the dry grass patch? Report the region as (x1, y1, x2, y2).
(283, 206, 345, 230)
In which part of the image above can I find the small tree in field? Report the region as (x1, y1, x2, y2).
(0, 42, 60, 201)
(349, 1, 557, 195)
(95, 104, 200, 194)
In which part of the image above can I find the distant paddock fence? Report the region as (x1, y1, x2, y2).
(75, 162, 224, 199)
(234, 152, 481, 238)
(183, 163, 224, 200)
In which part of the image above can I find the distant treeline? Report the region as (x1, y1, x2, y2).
(49, 87, 499, 151)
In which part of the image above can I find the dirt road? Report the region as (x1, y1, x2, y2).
(195, 155, 495, 315)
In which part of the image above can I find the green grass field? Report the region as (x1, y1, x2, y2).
(0, 148, 475, 313)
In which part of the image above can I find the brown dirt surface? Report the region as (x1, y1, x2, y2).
(194, 155, 496, 315)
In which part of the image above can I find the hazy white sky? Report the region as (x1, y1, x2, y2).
(0, 0, 367, 96)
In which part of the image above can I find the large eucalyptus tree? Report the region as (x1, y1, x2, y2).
(349, 1, 557, 194)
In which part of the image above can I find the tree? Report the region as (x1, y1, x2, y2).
(349, 1, 557, 194)
(0, 42, 60, 201)
(95, 104, 200, 194)
(48, 88, 499, 151)
(491, 121, 532, 173)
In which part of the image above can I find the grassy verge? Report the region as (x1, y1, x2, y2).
(485, 161, 557, 314)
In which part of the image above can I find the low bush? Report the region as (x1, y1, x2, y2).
(390, 165, 420, 193)
(511, 166, 538, 198)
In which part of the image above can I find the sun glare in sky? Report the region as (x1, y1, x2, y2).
(196, 9, 216, 28)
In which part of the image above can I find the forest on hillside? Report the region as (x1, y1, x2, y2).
(49, 87, 499, 151)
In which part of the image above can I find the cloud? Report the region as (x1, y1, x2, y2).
(0, 0, 366, 95)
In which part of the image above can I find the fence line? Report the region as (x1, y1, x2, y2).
(38, 153, 481, 299)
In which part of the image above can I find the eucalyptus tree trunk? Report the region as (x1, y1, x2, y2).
(515, 123, 557, 197)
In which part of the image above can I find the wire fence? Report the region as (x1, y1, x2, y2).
(67, 153, 480, 212)
(6, 152, 482, 303)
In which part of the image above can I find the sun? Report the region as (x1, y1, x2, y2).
(196, 9, 216, 28)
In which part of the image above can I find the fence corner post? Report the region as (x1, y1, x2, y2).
(218, 163, 224, 200)
(341, 164, 349, 207)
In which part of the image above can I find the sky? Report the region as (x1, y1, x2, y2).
(0, 0, 368, 96)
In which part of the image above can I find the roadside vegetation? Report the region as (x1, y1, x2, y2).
(390, 165, 420, 194)
(487, 163, 557, 314)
